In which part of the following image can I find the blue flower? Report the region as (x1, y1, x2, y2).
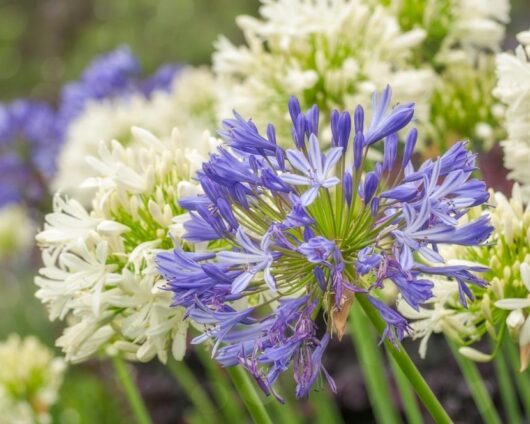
(56, 46, 181, 135)
(280, 134, 342, 206)
(0, 100, 59, 212)
(158, 87, 492, 399)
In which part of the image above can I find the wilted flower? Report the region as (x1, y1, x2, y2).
(0, 334, 65, 424)
(494, 30, 530, 201)
(157, 87, 492, 399)
(401, 186, 530, 369)
(36, 127, 216, 363)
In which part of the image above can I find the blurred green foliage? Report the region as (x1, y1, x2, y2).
(0, 0, 259, 101)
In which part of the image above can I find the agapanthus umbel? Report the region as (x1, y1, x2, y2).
(157, 86, 493, 399)
(0, 334, 65, 424)
(36, 127, 215, 363)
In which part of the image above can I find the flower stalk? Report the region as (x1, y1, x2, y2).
(357, 294, 452, 424)
(447, 339, 501, 424)
(349, 302, 400, 424)
(226, 366, 273, 424)
(112, 356, 152, 424)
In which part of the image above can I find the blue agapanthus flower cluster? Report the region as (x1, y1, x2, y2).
(57, 46, 181, 133)
(157, 86, 493, 399)
(0, 100, 59, 211)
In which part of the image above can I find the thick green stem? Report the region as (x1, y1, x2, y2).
(167, 358, 217, 421)
(195, 347, 246, 423)
(227, 366, 273, 424)
(356, 294, 453, 424)
(504, 338, 530, 417)
(349, 302, 401, 424)
(387, 352, 423, 424)
(309, 389, 344, 424)
(447, 340, 501, 424)
(112, 357, 153, 424)
(492, 344, 521, 423)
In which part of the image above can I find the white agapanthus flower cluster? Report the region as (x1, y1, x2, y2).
(400, 186, 530, 369)
(0, 334, 65, 424)
(0, 204, 35, 261)
(494, 30, 530, 201)
(438, 0, 509, 58)
(53, 67, 217, 204)
(213, 0, 511, 151)
(213, 0, 433, 139)
(36, 126, 216, 363)
(377, 0, 509, 150)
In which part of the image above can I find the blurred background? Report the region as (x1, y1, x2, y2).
(1, 1, 530, 423)
(0, 0, 260, 100)
(3, 0, 526, 102)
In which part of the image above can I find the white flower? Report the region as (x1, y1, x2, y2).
(52, 67, 217, 204)
(495, 31, 530, 201)
(213, 0, 434, 140)
(0, 334, 66, 424)
(0, 204, 35, 261)
(37, 127, 213, 363)
(444, 0, 509, 56)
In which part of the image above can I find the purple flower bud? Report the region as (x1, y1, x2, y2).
(292, 113, 306, 149)
(353, 132, 364, 169)
(383, 133, 398, 172)
(363, 172, 379, 204)
(196, 206, 227, 238)
(249, 155, 259, 173)
(305, 105, 319, 136)
(331, 110, 351, 150)
(276, 147, 286, 171)
(267, 123, 277, 145)
(330, 110, 340, 147)
(288, 96, 302, 125)
(371, 196, 379, 216)
(402, 128, 417, 168)
(343, 171, 353, 206)
(354, 105, 364, 134)
(303, 225, 315, 241)
(217, 198, 238, 229)
(314, 267, 327, 290)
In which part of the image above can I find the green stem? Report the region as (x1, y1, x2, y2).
(270, 399, 303, 424)
(195, 347, 246, 423)
(309, 389, 344, 424)
(167, 358, 217, 421)
(492, 343, 521, 423)
(112, 357, 153, 424)
(387, 352, 423, 424)
(227, 366, 273, 424)
(447, 340, 501, 424)
(504, 337, 530, 417)
(356, 294, 453, 424)
(349, 302, 401, 424)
